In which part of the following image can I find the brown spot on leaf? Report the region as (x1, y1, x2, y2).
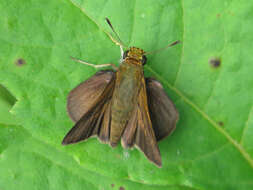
(216, 13, 221, 18)
(209, 57, 221, 68)
(218, 121, 224, 127)
(15, 58, 26, 66)
(111, 184, 115, 188)
(119, 186, 125, 190)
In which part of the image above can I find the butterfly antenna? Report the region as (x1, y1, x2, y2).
(144, 40, 181, 55)
(106, 18, 127, 48)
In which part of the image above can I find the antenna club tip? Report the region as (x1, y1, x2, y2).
(105, 17, 112, 25)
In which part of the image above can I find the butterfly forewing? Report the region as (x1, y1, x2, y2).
(121, 106, 138, 148)
(134, 79, 162, 167)
(98, 101, 112, 143)
(121, 77, 162, 167)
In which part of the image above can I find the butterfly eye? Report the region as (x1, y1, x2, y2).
(142, 55, 147, 65)
(123, 50, 129, 59)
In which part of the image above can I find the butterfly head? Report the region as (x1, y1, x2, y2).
(123, 47, 147, 65)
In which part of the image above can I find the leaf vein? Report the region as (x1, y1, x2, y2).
(240, 106, 253, 145)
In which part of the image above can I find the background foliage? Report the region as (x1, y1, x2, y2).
(0, 0, 253, 189)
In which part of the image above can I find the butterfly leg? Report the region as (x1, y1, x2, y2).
(70, 56, 118, 70)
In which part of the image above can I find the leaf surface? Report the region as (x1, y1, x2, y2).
(0, 0, 253, 189)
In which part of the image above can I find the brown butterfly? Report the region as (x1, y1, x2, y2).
(62, 18, 179, 167)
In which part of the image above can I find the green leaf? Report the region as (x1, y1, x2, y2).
(0, 124, 191, 190)
(0, 0, 253, 189)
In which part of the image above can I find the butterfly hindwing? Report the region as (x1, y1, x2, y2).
(146, 78, 179, 141)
